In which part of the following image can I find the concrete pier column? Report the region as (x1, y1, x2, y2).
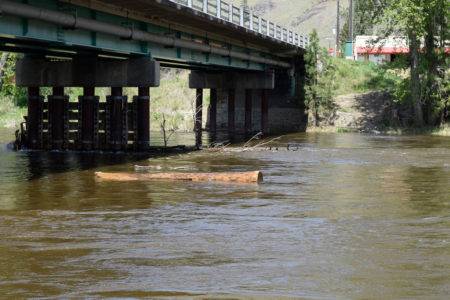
(209, 89, 217, 133)
(261, 89, 269, 135)
(80, 87, 99, 151)
(136, 87, 150, 151)
(26, 87, 40, 149)
(50, 87, 65, 150)
(195, 88, 203, 147)
(109, 87, 124, 151)
(228, 88, 235, 136)
(245, 89, 252, 135)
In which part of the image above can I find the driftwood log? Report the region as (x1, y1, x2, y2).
(95, 171, 263, 184)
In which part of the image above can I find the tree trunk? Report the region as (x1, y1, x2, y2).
(0, 53, 7, 87)
(409, 34, 424, 127)
(95, 171, 263, 184)
(424, 12, 438, 125)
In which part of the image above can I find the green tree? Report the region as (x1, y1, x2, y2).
(360, 0, 449, 126)
(305, 30, 335, 126)
(0, 52, 27, 107)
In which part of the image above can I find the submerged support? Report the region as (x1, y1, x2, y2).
(245, 89, 252, 135)
(261, 89, 269, 135)
(80, 87, 99, 151)
(26, 87, 40, 149)
(136, 87, 150, 151)
(108, 87, 125, 151)
(228, 88, 235, 136)
(195, 88, 203, 147)
(209, 89, 217, 133)
(49, 87, 67, 150)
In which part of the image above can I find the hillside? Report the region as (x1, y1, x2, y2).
(229, 0, 348, 47)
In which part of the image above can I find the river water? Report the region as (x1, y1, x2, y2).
(0, 127, 449, 299)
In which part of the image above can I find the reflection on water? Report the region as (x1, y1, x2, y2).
(0, 128, 449, 299)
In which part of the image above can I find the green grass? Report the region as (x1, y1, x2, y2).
(331, 59, 402, 96)
(0, 95, 27, 128)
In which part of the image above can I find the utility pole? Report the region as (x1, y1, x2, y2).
(348, 0, 353, 41)
(336, 0, 340, 58)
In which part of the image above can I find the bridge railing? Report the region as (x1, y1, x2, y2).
(171, 0, 309, 49)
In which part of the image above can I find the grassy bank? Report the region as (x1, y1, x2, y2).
(331, 59, 401, 96)
(0, 95, 27, 128)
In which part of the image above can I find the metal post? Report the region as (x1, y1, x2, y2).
(228, 88, 235, 136)
(266, 20, 270, 36)
(26, 87, 40, 149)
(258, 16, 262, 33)
(249, 13, 253, 30)
(109, 87, 123, 151)
(80, 87, 97, 151)
(216, 0, 221, 18)
(51, 87, 65, 150)
(245, 89, 252, 135)
(195, 88, 203, 148)
(261, 89, 268, 135)
(274, 23, 277, 38)
(137, 87, 150, 151)
(281, 27, 284, 41)
(209, 89, 217, 133)
(188, 0, 192, 8)
(203, 0, 208, 13)
(239, 7, 244, 26)
(228, 3, 233, 22)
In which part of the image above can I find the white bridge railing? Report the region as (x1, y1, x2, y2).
(170, 0, 309, 48)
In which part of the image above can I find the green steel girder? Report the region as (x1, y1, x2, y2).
(0, 0, 278, 71)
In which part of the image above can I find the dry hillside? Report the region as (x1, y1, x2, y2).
(228, 0, 349, 47)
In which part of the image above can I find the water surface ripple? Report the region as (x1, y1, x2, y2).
(0, 129, 449, 299)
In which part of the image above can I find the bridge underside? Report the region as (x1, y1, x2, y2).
(1, 0, 307, 151)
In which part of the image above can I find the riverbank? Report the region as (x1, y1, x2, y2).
(306, 90, 450, 136)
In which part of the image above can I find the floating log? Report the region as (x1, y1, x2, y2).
(95, 171, 263, 184)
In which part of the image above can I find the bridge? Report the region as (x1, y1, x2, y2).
(0, 0, 309, 151)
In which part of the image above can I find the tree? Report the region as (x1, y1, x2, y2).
(305, 30, 335, 126)
(359, 0, 449, 126)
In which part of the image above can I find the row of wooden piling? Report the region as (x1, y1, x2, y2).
(25, 87, 270, 151)
(26, 87, 150, 151)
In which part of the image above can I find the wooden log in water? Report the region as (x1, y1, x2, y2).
(95, 171, 263, 184)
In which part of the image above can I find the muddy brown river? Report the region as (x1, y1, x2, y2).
(0, 127, 449, 299)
